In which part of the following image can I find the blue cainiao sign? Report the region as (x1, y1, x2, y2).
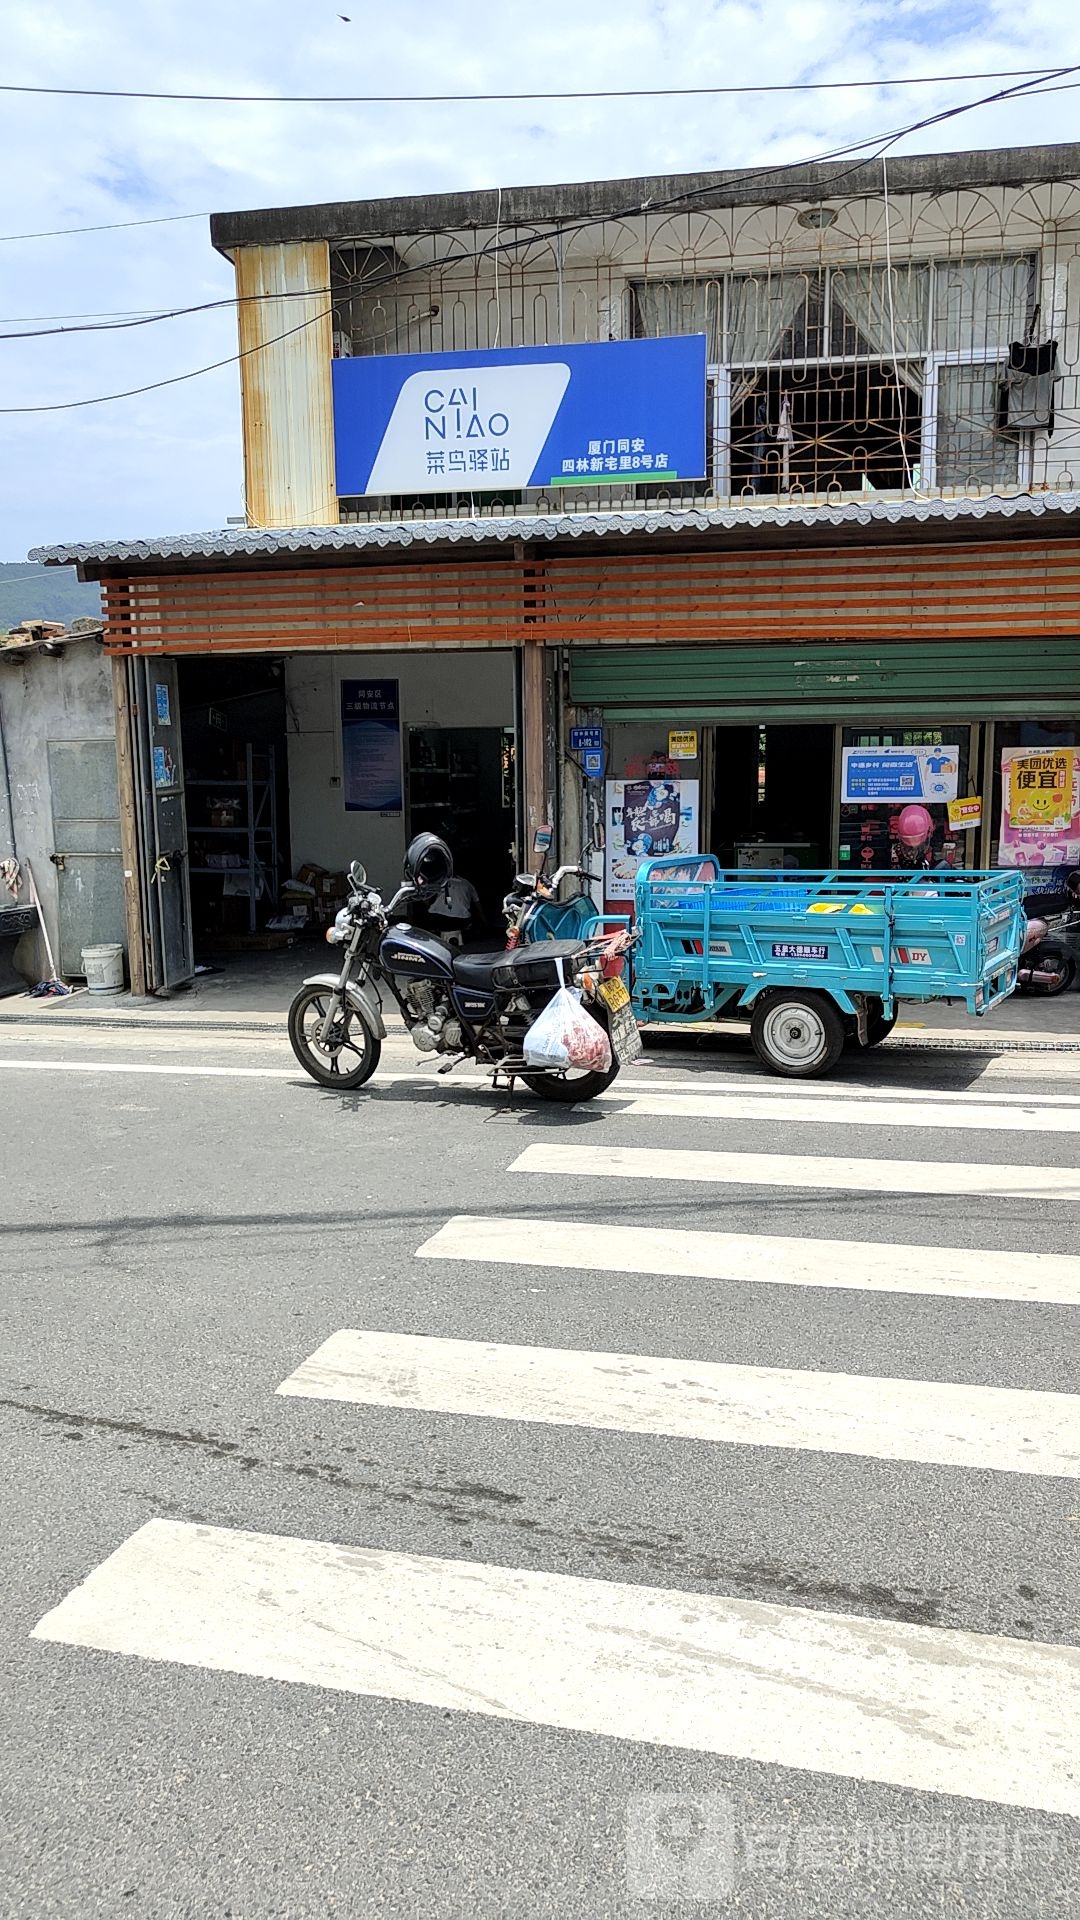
(331, 336, 706, 496)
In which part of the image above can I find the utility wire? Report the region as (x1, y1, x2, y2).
(3, 65, 1078, 246)
(3, 65, 1076, 407)
(0, 303, 332, 413)
(0, 210, 207, 243)
(9, 65, 1080, 336)
(0, 66, 1068, 104)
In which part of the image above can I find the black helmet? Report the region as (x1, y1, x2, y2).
(404, 832, 453, 887)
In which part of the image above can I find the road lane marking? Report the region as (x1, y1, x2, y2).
(623, 1090, 1080, 1131)
(30, 1518, 1080, 1814)
(417, 1214, 1080, 1306)
(6, 1056, 1080, 1127)
(0, 1058, 301, 1079)
(278, 1328, 1080, 1478)
(4, 1051, 1080, 1106)
(511, 1141, 1080, 1201)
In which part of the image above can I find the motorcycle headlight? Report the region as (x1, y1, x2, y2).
(325, 906, 352, 945)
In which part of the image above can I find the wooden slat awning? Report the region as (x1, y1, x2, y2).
(102, 537, 1080, 654)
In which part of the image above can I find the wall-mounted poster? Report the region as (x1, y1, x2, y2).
(999, 746, 1080, 870)
(604, 777, 700, 902)
(841, 744, 960, 805)
(341, 679, 402, 813)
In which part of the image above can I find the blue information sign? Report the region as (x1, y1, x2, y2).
(583, 749, 604, 779)
(841, 745, 959, 805)
(332, 337, 707, 497)
(341, 678, 402, 813)
(570, 726, 603, 752)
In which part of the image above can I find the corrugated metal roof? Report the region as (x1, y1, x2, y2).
(30, 490, 1080, 569)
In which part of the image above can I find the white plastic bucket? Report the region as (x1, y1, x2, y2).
(81, 943, 124, 993)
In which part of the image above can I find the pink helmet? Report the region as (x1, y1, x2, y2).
(895, 804, 933, 847)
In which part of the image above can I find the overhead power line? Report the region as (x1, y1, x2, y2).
(2, 64, 1077, 410)
(0, 210, 207, 243)
(3, 64, 1079, 247)
(0, 65, 1068, 104)
(0, 304, 332, 413)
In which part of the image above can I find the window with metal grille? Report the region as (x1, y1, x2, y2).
(630, 256, 1038, 494)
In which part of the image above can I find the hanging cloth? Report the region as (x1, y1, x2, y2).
(774, 392, 794, 490)
(1002, 338, 1059, 434)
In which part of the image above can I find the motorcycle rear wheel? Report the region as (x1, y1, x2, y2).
(288, 984, 382, 1089)
(520, 1061, 621, 1102)
(1023, 946, 1076, 996)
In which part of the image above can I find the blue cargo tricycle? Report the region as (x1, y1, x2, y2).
(626, 857, 1026, 1077)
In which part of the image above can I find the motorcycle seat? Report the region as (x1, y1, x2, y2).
(452, 938, 585, 991)
(450, 949, 512, 989)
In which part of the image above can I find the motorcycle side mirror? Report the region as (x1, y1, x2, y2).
(349, 861, 367, 887)
(532, 825, 553, 855)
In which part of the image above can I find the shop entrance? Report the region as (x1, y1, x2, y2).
(177, 657, 290, 950)
(406, 725, 516, 926)
(710, 724, 834, 869)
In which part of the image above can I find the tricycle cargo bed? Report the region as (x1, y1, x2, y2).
(632, 860, 1025, 1026)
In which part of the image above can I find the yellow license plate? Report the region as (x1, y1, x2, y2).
(599, 977, 631, 1012)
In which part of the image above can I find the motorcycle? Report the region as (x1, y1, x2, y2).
(1017, 910, 1078, 995)
(287, 859, 638, 1101)
(503, 860, 601, 947)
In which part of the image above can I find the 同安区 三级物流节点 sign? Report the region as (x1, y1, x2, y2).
(331, 337, 707, 497)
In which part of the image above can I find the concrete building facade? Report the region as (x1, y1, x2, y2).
(33, 142, 1080, 983)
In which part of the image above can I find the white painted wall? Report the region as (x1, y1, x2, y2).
(285, 649, 515, 891)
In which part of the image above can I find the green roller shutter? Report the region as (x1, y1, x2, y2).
(569, 640, 1080, 722)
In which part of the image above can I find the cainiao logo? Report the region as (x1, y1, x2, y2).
(365, 362, 571, 494)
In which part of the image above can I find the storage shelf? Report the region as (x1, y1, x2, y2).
(184, 742, 278, 931)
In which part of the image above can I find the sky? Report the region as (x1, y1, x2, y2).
(4, 0, 1080, 559)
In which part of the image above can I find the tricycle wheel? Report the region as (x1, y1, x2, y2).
(751, 990, 846, 1078)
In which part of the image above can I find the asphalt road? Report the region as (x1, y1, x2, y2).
(1, 1019, 1079, 1919)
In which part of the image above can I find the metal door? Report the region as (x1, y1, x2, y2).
(47, 740, 126, 977)
(131, 658, 193, 991)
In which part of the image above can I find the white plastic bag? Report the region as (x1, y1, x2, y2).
(523, 984, 612, 1073)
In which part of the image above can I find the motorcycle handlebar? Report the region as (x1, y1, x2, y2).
(512, 864, 593, 896)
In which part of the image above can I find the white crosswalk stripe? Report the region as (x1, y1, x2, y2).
(277, 1327, 1080, 1476)
(417, 1213, 1080, 1306)
(620, 1089, 1080, 1131)
(30, 1517, 1080, 1816)
(511, 1139, 1080, 1199)
(27, 1053, 1080, 1826)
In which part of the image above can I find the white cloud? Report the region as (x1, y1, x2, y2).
(2, 0, 1080, 556)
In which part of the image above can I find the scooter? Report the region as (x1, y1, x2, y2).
(1017, 912, 1077, 994)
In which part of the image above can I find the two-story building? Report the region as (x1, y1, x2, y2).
(35, 141, 1080, 989)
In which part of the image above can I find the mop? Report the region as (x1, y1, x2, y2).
(24, 860, 72, 996)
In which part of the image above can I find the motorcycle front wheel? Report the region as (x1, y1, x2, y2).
(288, 984, 382, 1089)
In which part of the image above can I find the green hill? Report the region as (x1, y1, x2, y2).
(0, 561, 101, 630)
